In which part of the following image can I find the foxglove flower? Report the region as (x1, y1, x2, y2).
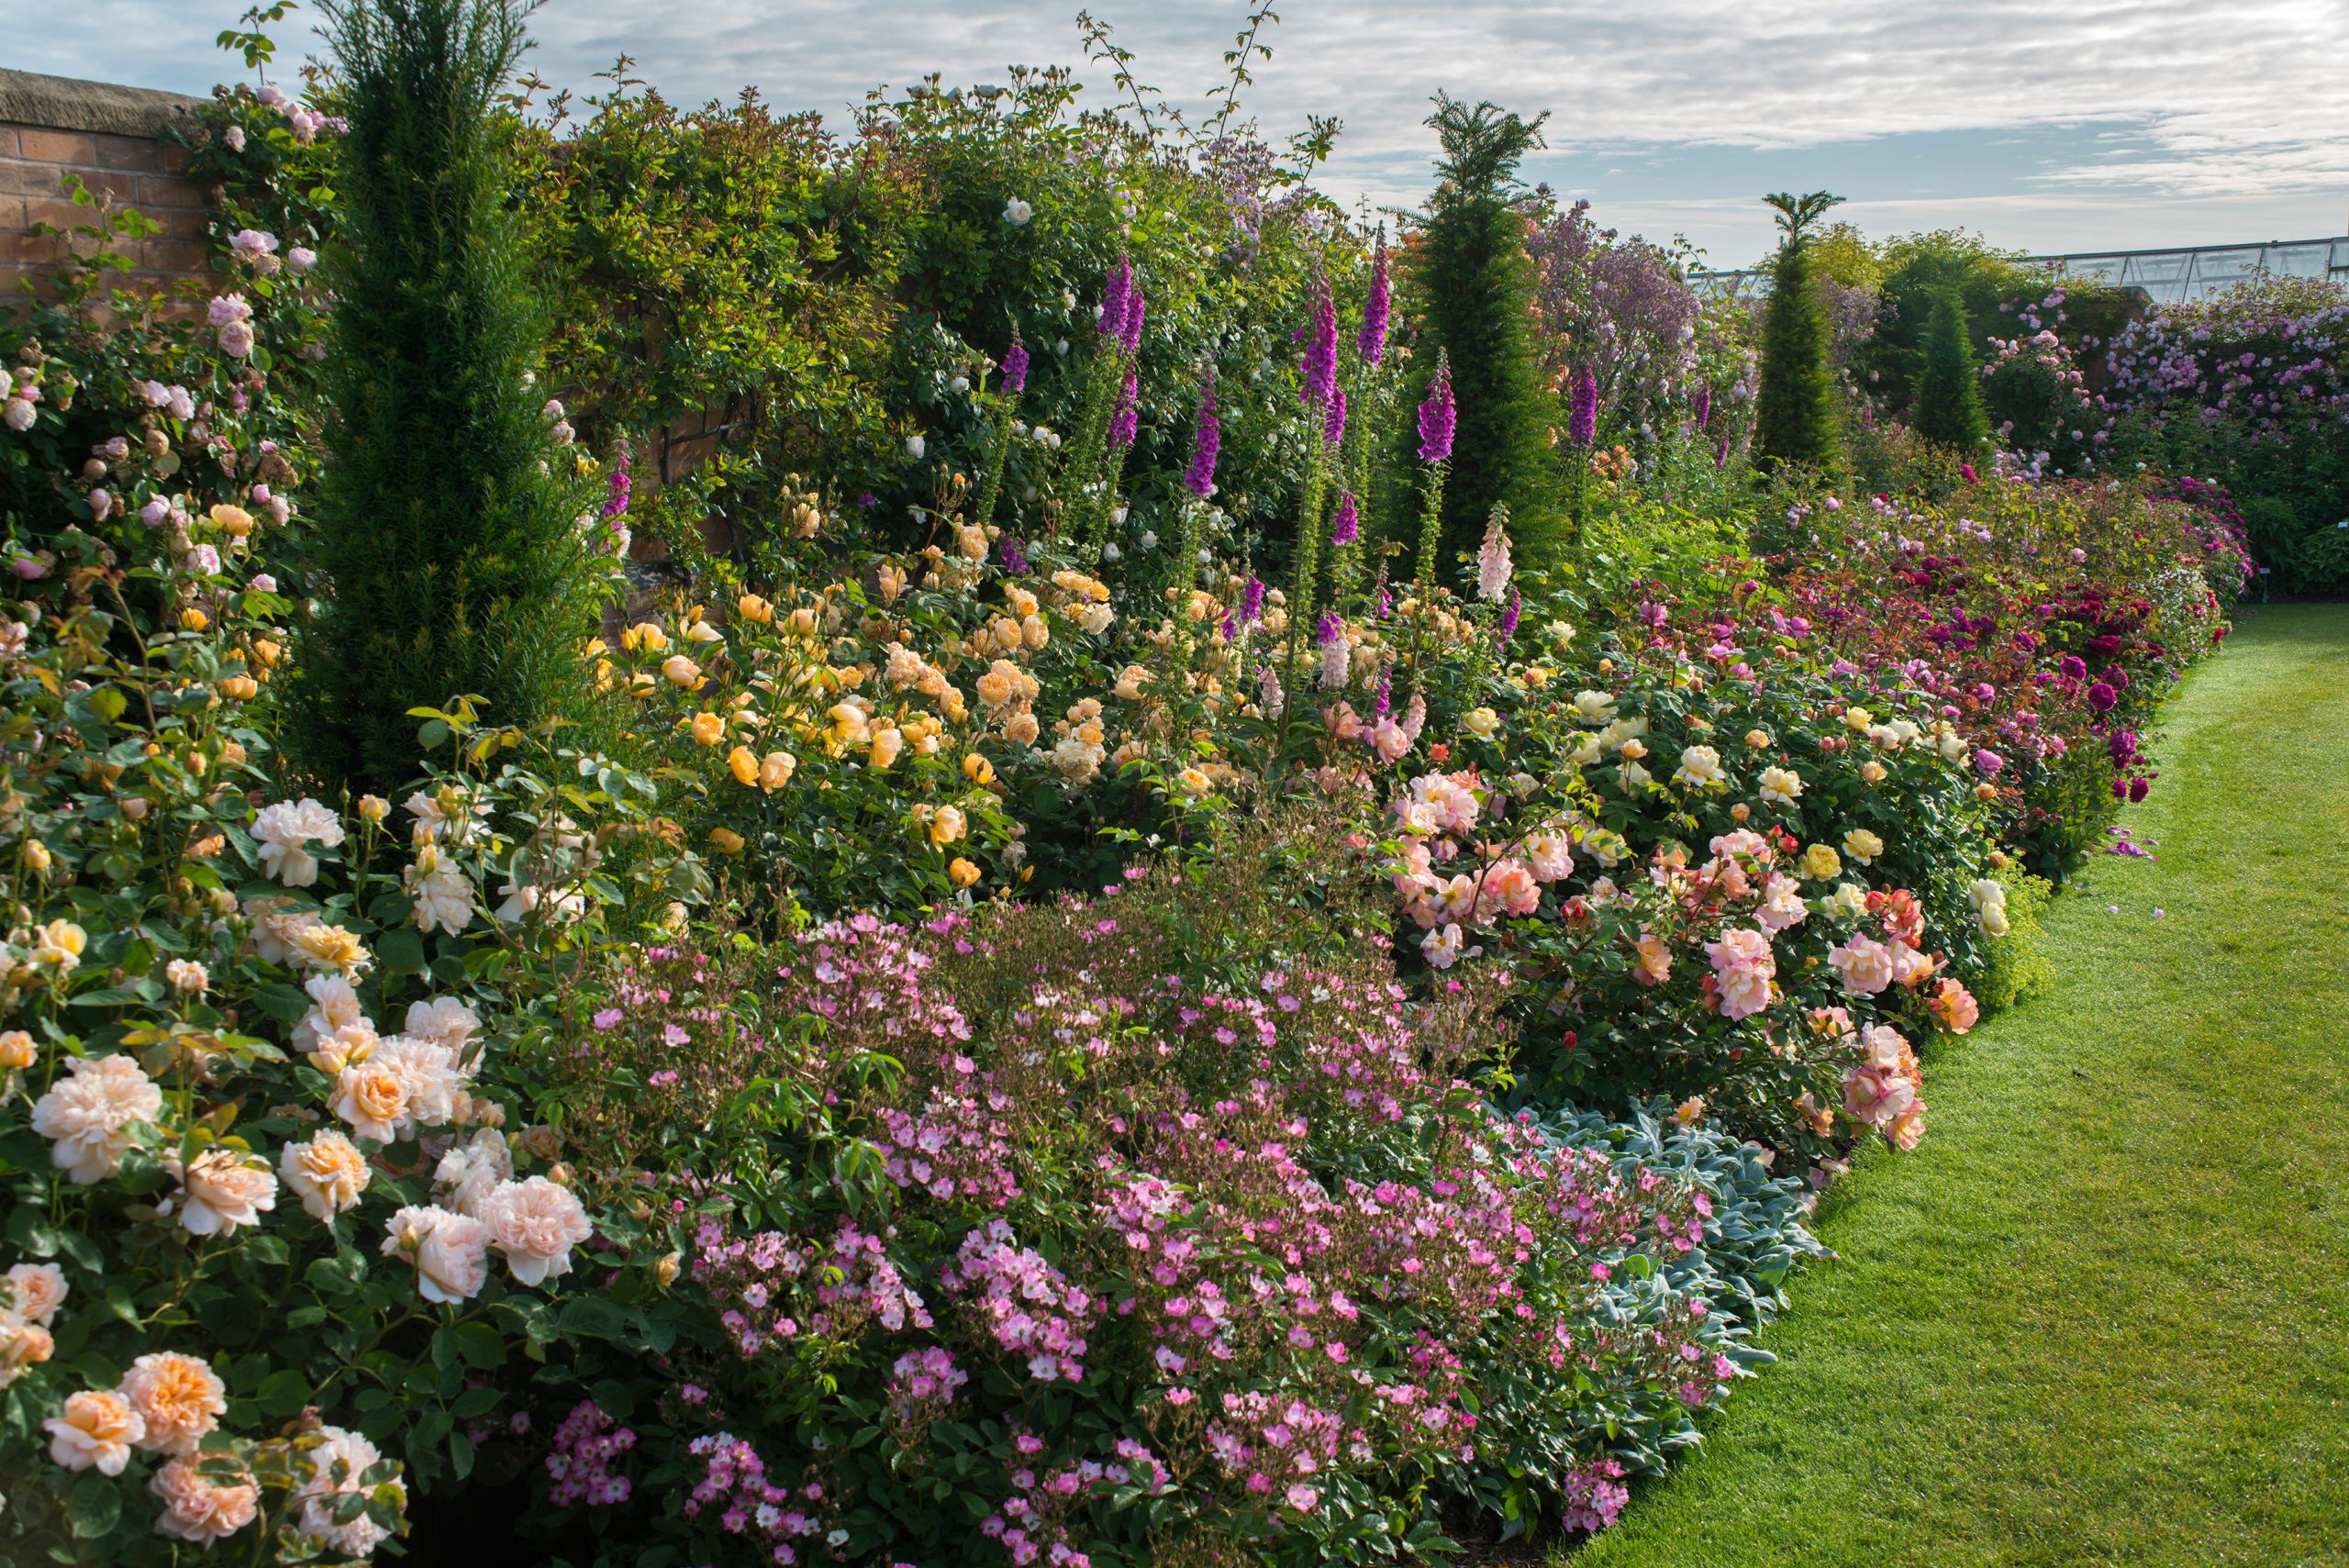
(1240, 576, 1265, 627)
(1108, 371, 1140, 451)
(1317, 612, 1350, 689)
(1357, 235, 1390, 366)
(1002, 336, 1030, 394)
(1692, 385, 1712, 429)
(1476, 507, 1513, 602)
(1098, 255, 1131, 341)
(1418, 352, 1455, 464)
(1569, 369, 1599, 447)
(1119, 284, 1146, 354)
(1182, 379, 1219, 497)
(1332, 490, 1359, 545)
(1300, 276, 1338, 410)
(1257, 662, 1286, 720)
(1323, 380, 1346, 448)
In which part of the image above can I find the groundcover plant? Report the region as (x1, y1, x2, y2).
(0, 3, 2274, 1562)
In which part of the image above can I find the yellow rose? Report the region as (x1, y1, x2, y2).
(220, 673, 258, 701)
(208, 503, 255, 537)
(689, 711, 727, 747)
(870, 728, 904, 769)
(1800, 843, 1842, 881)
(962, 752, 995, 785)
(0, 1029, 35, 1069)
(1174, 767, 1212, 795)
(708, 827, 745, 855)
(1842, 828, 1885, 864)
(928, 805, 966, 847)
(1463, 706, 1499, 740)
(728, 746, 760, 785)
(178, 608, 208, 632)
(948, 857, 981, 889)
(662, 655, 704, 690)
(759, 751, 796, 791)
(737, 593, 774, 624)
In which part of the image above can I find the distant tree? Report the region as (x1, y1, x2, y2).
(1753, 189, 1843, 472)
(1405, 94, 1560, 574)
(294, 0, 601, 793)
(1910, 287, 1989, 451)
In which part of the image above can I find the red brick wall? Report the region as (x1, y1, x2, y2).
(0, 72, 211, 315)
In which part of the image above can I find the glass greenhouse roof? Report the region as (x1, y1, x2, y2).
(1697, 236, 2349, 306)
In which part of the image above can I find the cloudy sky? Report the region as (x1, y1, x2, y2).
(8, 0, 2345, 266)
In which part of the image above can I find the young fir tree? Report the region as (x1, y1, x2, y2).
(295, 0, 598, 794)
(1753, 189, 1844, 473)
(1407, 95, 1559, 575)
(1910, 287, 1989, 451)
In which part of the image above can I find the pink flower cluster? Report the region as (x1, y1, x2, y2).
(941, 1220, 1099, 1383)
(543, 1399, 635, 1507)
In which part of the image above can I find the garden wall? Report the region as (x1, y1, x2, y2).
(0, 69, 209, 312)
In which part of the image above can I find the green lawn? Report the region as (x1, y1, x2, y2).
(1572, 603, 2349, 1568)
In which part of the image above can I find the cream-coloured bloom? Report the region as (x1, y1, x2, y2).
(294, 973, 376, 1062)
(0, 1029, 33, 1069)
(0, 1319, 55, 1385)
(285, 920, 370, 976)
(1758, 765, 1803, 806)
(5, 1262, 68, 1327)
(759, 750, 796, 791)
(177, 1148, 277, 1238)
(869, 727, 904, 768)
(403, 789, 487, 848)
(1860, 760, 1888, 784)
(480, 1175, 594, 1286)
(47, 1388, 144, 1474)
(928, 805, 967, 847)
(433, 1127, 514, 1217)
(295, 1425, 403, 1558)
(30, 1053, 163, 1183)
(1672, 744, 1725, 788)
(281, 1129, 372, 1220)
(689, 710, 727, 746)
(382, 1205, 491, 1304)
(250, 798, 345, 887)
(164, 959, 210, 995)
(406, 855, 475, 936)
(662, 653, 703, 689)
(1463, 706, 1500, 740)
(1619, 759, 1653, 790)
(1574, 690, 1616, 721)
(150, 1452, 260, 1543)
(404, 996, 481, 1064)
(122, 1351, 227, 1455)
(1842, 828, 1885, 864)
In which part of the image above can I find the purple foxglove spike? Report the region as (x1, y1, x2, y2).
(1332, 490, 1359, 545)
(1357, 235, 1390, 366)
(1002, 336, 1030, 394)
(1418, 352, 1456, 464)
(1183, 378, 1220, 498)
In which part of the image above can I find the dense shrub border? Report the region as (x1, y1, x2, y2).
(0, 13, 2251, 1566)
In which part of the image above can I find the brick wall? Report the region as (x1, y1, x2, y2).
(0, 70, 210, 314)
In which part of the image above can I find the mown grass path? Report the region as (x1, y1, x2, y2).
(1573, 604, 2349, 1568)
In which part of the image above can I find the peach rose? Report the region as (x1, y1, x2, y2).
(5, 1261, 68, 1326)
(382, 1205, 490, 1304)
(1827, 935, 1895, 995)
(281, 1129, 373, 1220)
(46, 1388, 145, 1474)
(122, 1351, 227, 1454)
(30, 1052, 163, 1184)
(295, 1425, 404, 1558)
(177, 1148, 279, 1238)
(150, 1452, 261, 1543)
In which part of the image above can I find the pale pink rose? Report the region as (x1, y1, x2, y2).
(177, 1148, 278, 1238)
(372, 1036, 462, 1129)
(1413, 773, 1480, 835)
(1932, 977, 1981, 1034)
(1828, 935, 1895, 995)
(381, 1205, 491, 1304)
(1632, 931, 1674, 985)
(1433, 873, 1479, 927)
(45, 1388, 144, 1474)
(1887, 939, 1936, 988)
(1371, 717, 1413, 762)
(1842, 1062, 1916, 1129)
(1523, 828, 1575, 882)
(1704, 926, 1776, 976)
(121, 1351, 227, 1454)
(480, 1176, 594, 1286)
(295, 1425, 404, 1557)
(1714, 964, 1775, 1021)
(332, 1061, 412, 1143)
(150, 1452, 260, 1543)
(1756, 873, 1810, 931)
(5, 1262, 68, 1327)
(1419, 923, 1469, 970)
(431, 1127, 512, 1217)
(1887, 1100, 1927, 1151)
(1863, 1024, 1909, 1073)
(281, 1129, 372, 1220)
(1475, 858, 1542, 921)
(1707, 827, 1773, 863)
(30, 1053, 163, 1183)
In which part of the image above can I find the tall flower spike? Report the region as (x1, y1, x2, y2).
(1098, 255, 1132, 341)
(1691, 384, 1710, 430)
(1323, 380, 1347, 449)
(1108, 371, 1140, 451)
(1119, 282, 1147, 355)
(1357, 233, 1390, 367)
(1183, 377, 1220, 498)
(1002, 336, 1030, 394)
(1300, 275, 1339, 410)
(1240, 576, 1265, 627)
(1476, 505, 1513, 602)
(1418, 351, 1456, 464)
(1331, 491, 1359, 545)
(1569, 369, 1600, 448)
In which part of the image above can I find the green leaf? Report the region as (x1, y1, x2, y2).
(378, 927, 427, 976)
(255, 1367, 312, 1418)
(67, 1473, 122, 1538)
(454, 1320, 506, 1370)
(556, 1296, 630, 1341)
